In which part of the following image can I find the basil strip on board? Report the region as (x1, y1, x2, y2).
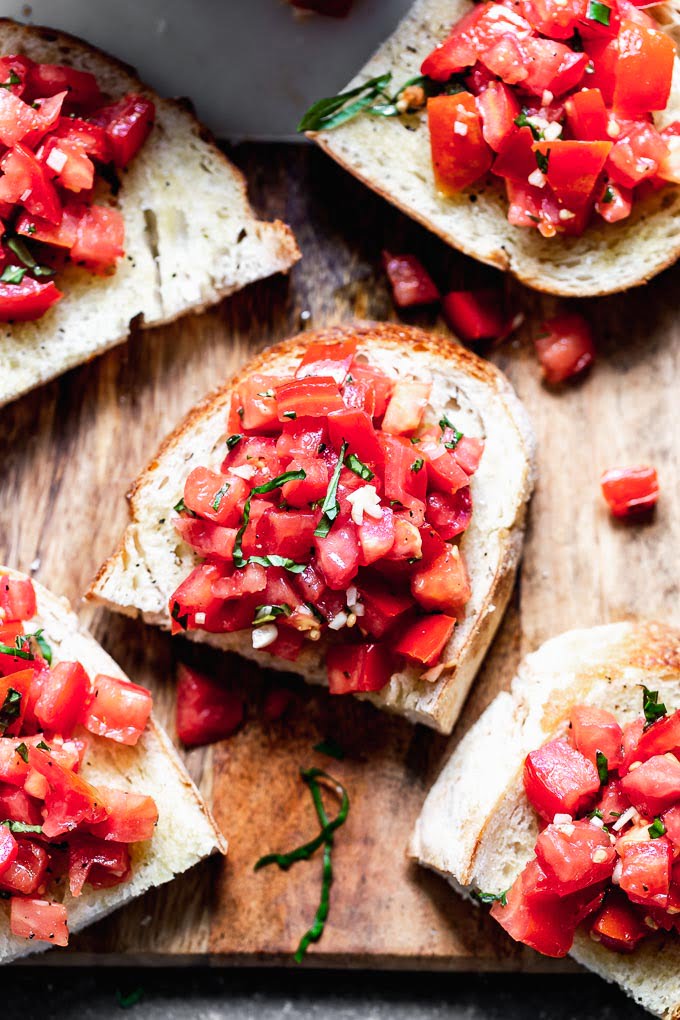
(314, 442, 348, 539)
(298, 73, 393, 132)
(232, 469, 306, 568)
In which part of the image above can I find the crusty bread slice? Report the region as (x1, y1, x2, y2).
(0, 565, 226, 963)
(411, 621, 680, 1017)
(0, 19, 300, 408)
(87, 322, 536, 734)
(310, 0, 680, 297)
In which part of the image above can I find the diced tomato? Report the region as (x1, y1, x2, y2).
(67, 834, 131, 896)
(524, 737, 600, 820)
(357, 507, 395, 565)
(356, 580, 414, 638)
(663, 805, 680, 851)
(595, 778, 631, 826)
(394, 614, 456, 667)
(279, 456, 326, 507)
(295, 339, 356, 384)
(266, 627, 307, 662)
(426, 447, 470, 498)
(428, 92, 494, 194)
(612, 21, 675, 116)
(327, 642, 393, 694)
(380, 434, 427, 521)
(382, 381, 431, 436)
(276, 376, 344, 420)
(482, 34, 530, 85)
(10, 897, 69, 947)
(238, 375, 280, 432)
(348, 363, 394, 419)
(170, 563, 226, 633)
(607, 120, 668, 187)
(26, 61, 102, 109)
(493, 126, 538, 184)
(589, 891, 649, 952)
(0, 54, 32, 97)
(600, 465, 659, 518)
(315, 521, 360, 590)
(534, 314, 595, 384)
(42, 135, 95, 192)
(16, 202, 81, 249)
(518, 0, 588, 39)
(533, 140, 611, 213)
(620, 754, 680, 818)
(595, 180, 632, 222)
(0, 783, 42, 826)
(535, 819, 615, 894)
(570, 705, 623, 769)
(382, 251, 440, 308)
(565, 88, 608, 141)
(0, 825, 18, 877)
(477, 81, 520, 152)
(490, 859, 585, 957)
(0, 276, 62, 322)
(411, 545, 471, 614)
(619, 838, 673, 908)
(634, 710, 680, 762)
(35, 661, 91, 737)
(0, 142, 61, 223)
(213, 563, 266, 601)
(257, 508, 317, 561)
(276, 417, 327, 461)
(174, 516, 237, 561)
(420, 5, 485, 80)
(29, 747, 107, 838)
(92, 93, 155, 167)
(0, 669, 33, 737)
(82, 786, 157, 843)
(0, 576, 36, 622)
(584, 35, 619, 105)
(82, 674, 152, 746)
(426, 488, 473, 540)
(50, 116, 111, 162)
(70, 204, 125, 270)
(0, 839, 48, 895)
(328, 408, 383, 468)
(0, 88, 63, 148)
(453, 436, 484, 475)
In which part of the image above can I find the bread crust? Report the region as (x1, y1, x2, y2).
(310, 0, 680, 297)
(0, 564, 226, 963)
(411, 621, 680, 1017)
(0, 18, 300, 408)
(89, 322, 536, 735)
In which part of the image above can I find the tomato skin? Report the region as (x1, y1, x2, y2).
(82, 674, 152, 746)
(382, 251, 440, 308)
(328, 408, 383, 468)
(93, 93, 155, 167)
(0, 825, 18, 877)
(10, 897, 69, 947)
(35, 661, 92, 737)
(295, 339, 357, 384)
(67, 834, 131, 896)
(357, 507, 395, 566)
(421, 5, 484, 80)
(600, 465, 658, 518)
(276, 377, 344, 419)
(0, 576, 36, 622)
(327, 642, 393, 694)
(70, 205, 125, 270)
(355, 580, 414, 638)
(535, 819, 615, 894)
(534, 314, 595, 384)
(565, 88, 608, 141)
(570, 705, 623, 769)
(524, 737, 600, 820)
(347, 364, 394, 419)
(411, 545, 471, 614)
(442, 289, 510, 343)
(382, 381, 431, 436)
(394, 614, 457, 667)
(426, 488, 473, 540)
(492, 126, 538, 184)
(619, 838, 673, 908)
(634, 710, 680, 762)
(0, 277, 62, 323)
(620, 754, 680, 818)
(428, 93, 494, 194)
(589, 891, 649, 952)
(613, 21, 675, 117)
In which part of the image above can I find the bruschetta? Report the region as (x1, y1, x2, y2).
(88, 322, 536, 735)
(306, 0, 680, 296)
(411, 621, 680, 1016)
(0, 18, 299, 408)
(0, 566, 224, 962)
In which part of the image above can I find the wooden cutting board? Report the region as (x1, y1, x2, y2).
(1, 144, 678, 968)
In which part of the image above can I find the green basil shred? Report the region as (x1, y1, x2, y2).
(212, 480, 231, 513)
(596, 750, 608, 785)
(587, 0, 611, 25)
(314, 442, 348, 538)
(1, 819, 42, 835)
(233, 470, 306, 568)
(0, 688, 22, 735)
(345, 451, 374, 481)
(648, 817, 666, 839)
(642, 686, 667, 726)
(253, 604, 292, 625)
(226, 434, 242, 450)
(474, 889, 509, 907)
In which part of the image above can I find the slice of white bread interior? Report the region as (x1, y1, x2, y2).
(0, 19, 300, 408)
(411, 621, 680, 1017)
(311, 0, 680, 297)
(88, 322, 536, 734)
(0, 565, 226, 963)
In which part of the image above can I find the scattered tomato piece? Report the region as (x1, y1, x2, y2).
(534, 314, 595, 384)
(382, 251, 440, 308)
(176, 664, 244, 748)
(600, 465, 659, 518)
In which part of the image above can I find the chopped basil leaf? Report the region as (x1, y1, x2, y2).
(474, 889, 509, 907)
(172, 497, 195, 517)
(283, 410, 297, 420)
(410, 458, 424, 473)
(247, 555, 306, 574)
(257, 389, 275, 399)
(305, 601, 325, 622)
(648, 817, 666, 839)
(1, 819, 42, 834)
(596, 750, 608, 785)
(602, 186, 614, 204)
(7, 237, 53, 277)
(253, 603, 292, 625)
(587, 0, 611, 25)
(237, 405, 244, 418)
(36, 740, 51, 752)
(0, 265, 26, 285)
(587, 808, 604, 820)
(298, 72, 393, 132)
(439, 416, 463, 450)
(15, 742, 29, 764)
(642, 686, 667, 726)
(0, 641, 32, 661)
(514, 109, 542, 142)
(0, 688, 22, 735)
(116, 989, 144, 1010)
(0, 71, 21, 89)
(367, 73, 429, 118)
(314, 442, 348, 539)
(345, 451, 374, 481)
(211, 480, 231, 512)
(24, 628, 52, 665)
(535, 148, 551, 174)
(226, 434, 242, 450)
(570, 27, 584, 51)
(171, 600, 189, 631)
(313, 738, 345, 761)
(233, 470, 307, 568)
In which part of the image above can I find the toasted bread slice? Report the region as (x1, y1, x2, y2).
(0, 19, 300, 408)
(0, 565, 226, 963)
(411, 621, 680, 1017)
(88, 322, 536, 734)
(310, 0, 680, 297)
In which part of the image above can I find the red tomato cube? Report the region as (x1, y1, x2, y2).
(523, 737, 601, 820)
(176, 664, 244, 748)
(600, 465, 659, 518)
(10, 897, 69, 946)
(82, 674, 152, 746)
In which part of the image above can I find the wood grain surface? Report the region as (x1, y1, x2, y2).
(1, 143, 678, 968)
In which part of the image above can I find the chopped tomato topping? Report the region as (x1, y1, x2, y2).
(394, 614, 457, 666)
(589, 891, 649, 952)
(524, 737, 600, 820)
(82, 674, 152, 746)
(10, 897, 68, 947)
(600, 465, 659, 518)
(175, 664, 244, 748)
(428, 92, 494, 193)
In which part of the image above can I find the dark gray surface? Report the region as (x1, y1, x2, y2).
(3, 968, 648, 1018)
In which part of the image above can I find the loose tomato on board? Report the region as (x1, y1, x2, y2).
(428, 92, 493, 194)
(176, 665, 244, 748)
(442, 289, 513, 343)
(534, 314, 595, 384)
(382, 251, 440, 308)
(600, 465, 659, 517)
